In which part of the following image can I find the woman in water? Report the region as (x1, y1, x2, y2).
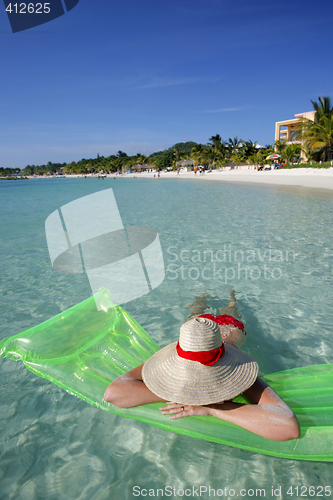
(104, 295, 300, 442)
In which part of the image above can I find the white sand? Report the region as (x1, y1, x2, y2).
(123, 167, 333, 191)
(29, 167, 333, 192)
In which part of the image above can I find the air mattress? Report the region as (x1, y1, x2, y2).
(1, 288, 332, 461)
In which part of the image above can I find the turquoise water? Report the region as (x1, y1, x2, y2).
(1, 177, 333, 499)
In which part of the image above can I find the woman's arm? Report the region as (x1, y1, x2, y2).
(104, 364, 166, 408)
(159, 377, 300, 441)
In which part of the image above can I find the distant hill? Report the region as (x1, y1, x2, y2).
(149, 141, 197, 158)
(172, 141, 198, 153)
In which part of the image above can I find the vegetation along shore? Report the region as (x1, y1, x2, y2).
(1, 96, 332, 178)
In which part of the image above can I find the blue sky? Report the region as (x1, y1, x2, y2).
(1, 0, 333, 168)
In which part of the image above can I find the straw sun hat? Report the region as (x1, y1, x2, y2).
(142, 317, 258, 405)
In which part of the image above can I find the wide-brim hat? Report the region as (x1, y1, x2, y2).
(142, 317, 258, 405)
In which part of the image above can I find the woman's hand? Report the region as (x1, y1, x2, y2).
(159, 403, 219, 419)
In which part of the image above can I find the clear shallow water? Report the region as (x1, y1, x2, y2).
(1, 177, 333, 499)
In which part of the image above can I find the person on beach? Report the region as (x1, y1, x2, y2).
(104, 295, 300, 441)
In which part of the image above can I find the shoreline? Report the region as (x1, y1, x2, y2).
(22, 167, 333, 192)
(125, 168, 333, 191)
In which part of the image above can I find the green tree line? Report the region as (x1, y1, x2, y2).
(0, 167, 22, 176)
(19, 140, 275, 175)
(3, 96, 330, 177)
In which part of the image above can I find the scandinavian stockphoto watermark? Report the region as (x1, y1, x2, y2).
(166, 245, 296, 283)
(45, 188, 165, 310)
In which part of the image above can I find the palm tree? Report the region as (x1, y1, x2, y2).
(301, 145, 313, 163)
(301, 115, 333, 161)
(215, 154, 227, 169)
(242, 140, 258, 158)
(283, 144, 301, 165)
(173, 145, 180, 162)
(231, 153, 245, 168)
(274, 140, 287, 155)
(227, 136, 244, 155)
(298, 97, 333, 161)
(190, 144, 205, 165)
(208, 134, 222, 149)
(297, 97, 333, 161)
(311, 97, 333, 122)
(205, 148, 219, 168)
(136, 154, 147, 165)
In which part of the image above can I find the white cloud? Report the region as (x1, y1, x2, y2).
(138, 76, 222, 89)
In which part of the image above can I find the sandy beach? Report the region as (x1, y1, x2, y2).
(121, 167, 333, 191)
(27, 167, 333, 192)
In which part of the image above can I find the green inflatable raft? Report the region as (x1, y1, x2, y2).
(1, 288, 332, 462)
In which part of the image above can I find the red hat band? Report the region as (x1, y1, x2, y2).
(176, 341, 225, 366)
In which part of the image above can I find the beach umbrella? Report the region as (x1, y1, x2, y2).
(266, 154, 281, 160)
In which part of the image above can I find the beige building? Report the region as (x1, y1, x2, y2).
(275, 110, 316, 161)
